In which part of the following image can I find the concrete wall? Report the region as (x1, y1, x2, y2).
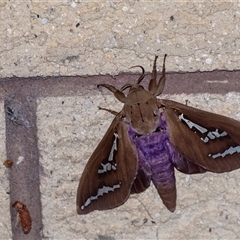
(1, 1, 240, 239)
(1, 1, 240, 78)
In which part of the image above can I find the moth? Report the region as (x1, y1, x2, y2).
(12, 201, 32, 234)
(77, 55, 240, 214)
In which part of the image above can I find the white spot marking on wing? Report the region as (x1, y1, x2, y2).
(201, 129, 227, 143)
(179, 114, 228, 143)
(98, 133, 118, 174)
(209, 146, 240, 159)
(81, 182, 121, 209)
(108, 133, 118, 161)
(179, 113, 207, 134)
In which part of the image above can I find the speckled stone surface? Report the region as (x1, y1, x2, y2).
(1, 1, 240, 239)
(0, 1, 240, 77)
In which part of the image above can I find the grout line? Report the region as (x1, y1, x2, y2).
(5, 97, 42, 240)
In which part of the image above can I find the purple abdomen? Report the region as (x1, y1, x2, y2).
(128, 113, 206, 212)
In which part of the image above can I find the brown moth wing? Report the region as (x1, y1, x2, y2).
(77, 115, 138, 214)
(130, 167, 151, 194)
(160, 99, 240, 173)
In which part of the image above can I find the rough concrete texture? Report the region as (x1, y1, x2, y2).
(1, 0, 240, 239)
(0, 1, 240, 77)
(37, 91, 240, 239)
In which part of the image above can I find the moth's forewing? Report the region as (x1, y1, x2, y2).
(77, 117, 138, 214)
(161, 99, 240, 173)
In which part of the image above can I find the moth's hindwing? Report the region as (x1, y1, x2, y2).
(77, 117, 138, 214)
(130, 167, 151, 194)
(161, 99, 240, 173)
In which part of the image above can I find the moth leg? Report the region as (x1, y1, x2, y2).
(148, 55, 158, 94)
(97, 84, 118, 93)
(155, 54, 167, 96)
(98, 106, 118, 116)
(148, 54, 167, 96)
(98, 84, 126, 103)
(185, 99, 190, 106)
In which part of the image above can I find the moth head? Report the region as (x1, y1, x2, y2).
(120, 66, 154, 104)
(121, 83, 154, 105)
